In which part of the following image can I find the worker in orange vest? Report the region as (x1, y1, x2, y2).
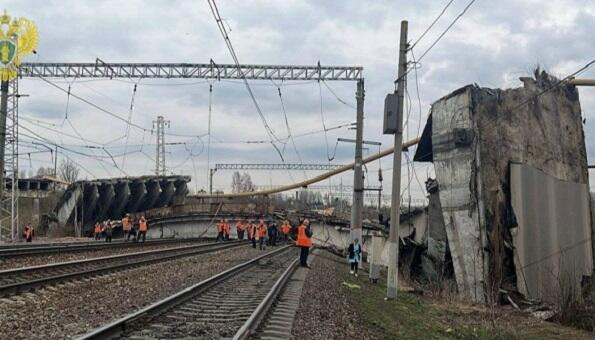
(281, 220, 291, 243)
(122, 214, 133, 241)
(247, 220, 256, 248)
(138, 216, 148, 243)
(296, 219, 313, 267)
(257, 219, 268, 250)
(223, 219, 231, 241)
(216, 219, 225, 242)
(94, 222, 102, 240)
(236, 219, 245, 240)
(22, 223, 34, 242)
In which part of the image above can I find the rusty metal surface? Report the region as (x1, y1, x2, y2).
(510, 163, 593, 302)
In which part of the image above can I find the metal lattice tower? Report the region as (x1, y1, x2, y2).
(0, 79, 19, 242)
(153, 116, 169, 176)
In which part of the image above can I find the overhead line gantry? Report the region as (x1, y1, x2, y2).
(4, 60, 366, 242)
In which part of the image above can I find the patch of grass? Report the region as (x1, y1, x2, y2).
(337, 267, 593, 339)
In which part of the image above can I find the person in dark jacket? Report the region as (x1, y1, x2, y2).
(103, 220, 113, 243)
(348, 238, 362, 277)
(267, 222, 278, 246)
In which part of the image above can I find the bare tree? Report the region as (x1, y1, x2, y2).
(59, 159, 80, 183)
(240, 172, 255, 192)
(231, 171, 255, 193)
(36, 166, 55, 178)
(231, 171, 242, 193)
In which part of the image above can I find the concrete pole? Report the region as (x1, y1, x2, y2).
(350, 79, 365, 241)
(387, 20, 407, 300)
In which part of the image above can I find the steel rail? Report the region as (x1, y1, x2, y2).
(77, 245, 294, 340)
(0, 237, 209, 258)
(0, 241, 244, 296)
(232, 257, 299, 340)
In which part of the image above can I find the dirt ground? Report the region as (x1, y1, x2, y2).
(296, 250, 595, 340)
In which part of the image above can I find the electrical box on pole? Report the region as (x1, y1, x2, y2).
(383, 93, 400, 134)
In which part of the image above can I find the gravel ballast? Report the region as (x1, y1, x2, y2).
(0, 241, 208, 270)
(0, 245, 274, 339)
(292, 250, 376, 340)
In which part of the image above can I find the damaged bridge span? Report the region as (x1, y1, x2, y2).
(54, 175, 190, 227)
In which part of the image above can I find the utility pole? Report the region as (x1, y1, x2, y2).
(385, 20, 408, 299)
(351, 79, 365, 241)
(209, 168, 216, 194)
(153, 115, 170, 176)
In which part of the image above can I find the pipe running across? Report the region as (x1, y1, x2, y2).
(192, 137, 421, 199)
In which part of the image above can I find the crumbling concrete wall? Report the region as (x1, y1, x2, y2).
(430, 86, 488, 302)
(473, 70, 589, 301)
(425, 70, 592, 303)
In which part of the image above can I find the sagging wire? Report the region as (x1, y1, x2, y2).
(318, 81, 335, 162)
(321, 80, 356, 109)
(121, 79, 141, 171)
(207, 0, 285, 161)
(274, 81, 306, 180)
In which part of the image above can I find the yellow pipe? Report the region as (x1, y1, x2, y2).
(566, 78, 595, 86)
(192, 136, 421, 199)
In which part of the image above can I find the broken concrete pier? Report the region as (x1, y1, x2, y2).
(415, 70, 594, 303)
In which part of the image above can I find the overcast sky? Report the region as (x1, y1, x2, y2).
(5, 0, 595, 202)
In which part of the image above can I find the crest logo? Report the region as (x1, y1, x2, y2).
(0, 39, 16, 66)
(0, 10, 38, 81)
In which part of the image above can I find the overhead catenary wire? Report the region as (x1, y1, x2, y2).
(318, 81, 335, 162)
(121, 81, 140, 171)
(207, 0, 285, 161)
(35, 75, 207, 139)
(395, 0, 476, 85)
(408, 0, 456, 51)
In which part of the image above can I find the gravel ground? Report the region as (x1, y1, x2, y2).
(0, 245, 273, 340)
(292, 250, 376, 340)
(0, 241, 208, 270)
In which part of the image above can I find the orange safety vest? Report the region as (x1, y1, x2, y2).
(281, 223, 291, 235)
(139, 219, 148, 232)
(24, 226, 33, 239)
(94, 223, 102, 234)
(296, 225, 312, 248)
(223, 223, 230, 234)
(236, 222, 243, 231)
(258, 225, 267, 238)
(122, 217, 131, 231)
(217, 222, 224, 233)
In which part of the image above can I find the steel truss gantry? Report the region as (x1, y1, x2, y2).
(215, 163, 344, 171)
(19, 62, 363, 81)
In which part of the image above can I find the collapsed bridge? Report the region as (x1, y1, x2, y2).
(54, 175, 190, 226)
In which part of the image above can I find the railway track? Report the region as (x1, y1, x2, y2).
(0, 237, 210, 258)
(0, 241, 244, 297)
(78, 245, 299, 340)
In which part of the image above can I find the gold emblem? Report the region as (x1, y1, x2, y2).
(0, 9, 38, 81)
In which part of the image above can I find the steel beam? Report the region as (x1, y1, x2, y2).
(214, 163, 344, 171)
(19, 62, 363, 81)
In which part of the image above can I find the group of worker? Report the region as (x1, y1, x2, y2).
(216, 217, 313, 267)
(216, 218, 294, 248)
(93, 214, 148, 243)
